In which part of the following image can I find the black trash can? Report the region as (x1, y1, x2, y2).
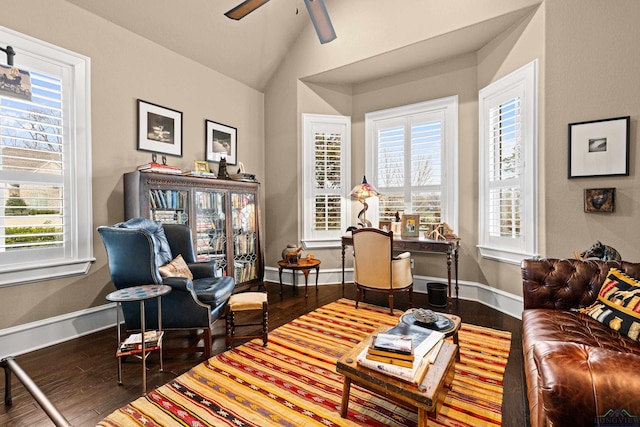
(427, 282, 448, 308)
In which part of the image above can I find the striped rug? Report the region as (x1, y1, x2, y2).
(99, 299, 511, 426)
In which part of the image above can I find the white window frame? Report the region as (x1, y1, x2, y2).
(301, 114, 351, 249)
(0, 25, 93, 286)
(478, 59, 538, 264)
(365, 96, 458, 232)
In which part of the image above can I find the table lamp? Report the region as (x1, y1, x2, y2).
(349, 176, 379, 228)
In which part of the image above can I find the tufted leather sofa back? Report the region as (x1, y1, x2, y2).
(521, 258, 640, 310)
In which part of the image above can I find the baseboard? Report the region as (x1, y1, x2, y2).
(0, 303, 117, 359)
(264, 266, 523, 320)
(0, 268, 523, 358)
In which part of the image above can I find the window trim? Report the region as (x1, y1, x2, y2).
(365, 96, 459, 232)
(0, 25, 93, 286)
(478, 59, 538, 264)
(301, 113, 351, 249)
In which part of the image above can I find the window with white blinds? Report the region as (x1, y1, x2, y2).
(0, 25, 92, 286)
(366, 96, 458, 232)
(302, 114, 350, 248)
(479, 59, 538, 264)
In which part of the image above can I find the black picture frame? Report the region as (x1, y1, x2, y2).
(568, 116, 630, 178)
(205, 120, 237, 165)
(137, 100, 183, 157)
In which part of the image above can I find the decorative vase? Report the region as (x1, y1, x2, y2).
(282, 244, 302, 263)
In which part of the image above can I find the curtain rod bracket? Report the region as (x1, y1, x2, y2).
(0, 45, 15, 66)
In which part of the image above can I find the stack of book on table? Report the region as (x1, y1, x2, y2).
(137, 162, 182, 174)
(118, 330, 164, 356)
(357, 322, 444, 385)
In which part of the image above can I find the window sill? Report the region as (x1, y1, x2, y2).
(477, 245, 539, 265)
(0, 258, 95, 287)
(301, 238, 342, 250)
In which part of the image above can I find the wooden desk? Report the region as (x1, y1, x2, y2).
(341, 234, 460, 304)
(336, 325, 457, 426)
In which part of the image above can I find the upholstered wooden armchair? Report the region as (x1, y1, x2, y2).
(352, 227, 413, 314)
(98, 217, 235, 358)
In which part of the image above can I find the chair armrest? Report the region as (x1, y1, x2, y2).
(393, 252, 411, 260)
(187, 260, 217, 279)
(391, 256, 412, 288)
(533, 341, 640, 426)
(161, 276, 192, 292)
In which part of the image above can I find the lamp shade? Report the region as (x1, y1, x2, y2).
(349, 176, 379, 200)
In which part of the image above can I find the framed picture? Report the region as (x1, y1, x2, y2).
(584, 188, 615, 213)
(194, 160, 210, 173)
(568, 116, 630, 178)
(401, 214, 420, 238)
(137, 100, 183, 157)
(205, 120, 237, 165)
(378, 221, 391, 232)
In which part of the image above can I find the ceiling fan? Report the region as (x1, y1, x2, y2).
(225, 0, 337, 44)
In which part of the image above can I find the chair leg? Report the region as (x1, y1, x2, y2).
(355, 286, 362, 309)
(388, 293, 394, 315)
(409, 285, 414, 308)
(225, 307, 234, 350)
(203, 327, 213, 359)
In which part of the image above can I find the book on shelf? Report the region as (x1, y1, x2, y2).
(357, 326, 444, 384)
(137, 163, 182, 174)
(183, 170, 217, 178)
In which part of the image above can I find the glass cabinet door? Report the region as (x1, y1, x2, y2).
(195, 190, 226, 276)
(148, 189, 188, 224)
(231, 192, 257, 283)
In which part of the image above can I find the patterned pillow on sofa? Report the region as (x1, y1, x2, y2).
(583, 268, 640, 341)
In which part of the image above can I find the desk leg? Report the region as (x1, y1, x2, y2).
(340, 377, 352, 418)
(341, 244, 346, 295)
(278, 267, 283, 296)
(140, 300, 147, 395)
(446, 252, 452, 310)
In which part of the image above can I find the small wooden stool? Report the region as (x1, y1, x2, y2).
(225, 292, 268, 349)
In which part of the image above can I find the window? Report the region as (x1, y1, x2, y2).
(478, 59, 538, 264)
(0, 25, 93, 286)
(365, 96, 458, 232)
(301, 114, 350, 248)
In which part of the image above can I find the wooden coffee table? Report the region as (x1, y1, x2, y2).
(336, 326, 457, 426)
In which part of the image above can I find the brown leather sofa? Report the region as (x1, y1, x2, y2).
(521, 258, 640, 427)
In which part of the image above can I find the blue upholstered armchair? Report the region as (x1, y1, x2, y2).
(98, 217, 235, 358)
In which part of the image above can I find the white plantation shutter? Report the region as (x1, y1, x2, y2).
(0, 24, 92, 286)
(1, 71, 65, 251)
(479, 60, 538, 264)
(366, 97, 458, 230)
(302, 114, 350, 248)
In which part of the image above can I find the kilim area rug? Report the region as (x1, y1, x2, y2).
(98, 299, 511, 427)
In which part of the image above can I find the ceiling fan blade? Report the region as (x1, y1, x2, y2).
(225, 0, 271, 20)
(304, 0, 337, 44)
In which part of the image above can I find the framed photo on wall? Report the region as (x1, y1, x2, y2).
(401, 214, 420, 238)
(205, 120, 237, 165)
(584, 188, 615, 213)
(568, 116, 630, 178)
(137, 99, 183, 157)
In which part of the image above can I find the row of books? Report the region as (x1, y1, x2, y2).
(234, 260, 256, 283)
(138, 162, 182, 175)
(357, 323, 444, 385)
(149, 189, 186, 210)
(234, 232, 256, 255)
(117, 330, 164, 356)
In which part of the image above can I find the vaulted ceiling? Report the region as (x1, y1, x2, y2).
(64, 0, 538, 91)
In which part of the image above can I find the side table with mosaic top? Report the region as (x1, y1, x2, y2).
(106, 284, 171, 394)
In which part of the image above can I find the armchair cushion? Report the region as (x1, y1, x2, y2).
(191, 276, 235, 306)
(159, 255, 193, 279)
(116, 217, 172, 267)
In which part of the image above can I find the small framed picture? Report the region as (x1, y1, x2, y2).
(194, 160, 210, 173)
(205, 120, 237, 165)
(568, 116, 630, 178)
(137, 100, 183, 157)
(584, 188, 615, 213)
(378, 221, 391, 232)
(401, 214, 420, 238)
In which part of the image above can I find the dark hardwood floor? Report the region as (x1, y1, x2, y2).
(0, 282, 529, 426)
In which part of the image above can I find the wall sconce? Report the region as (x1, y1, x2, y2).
(349, 176, 379, 228)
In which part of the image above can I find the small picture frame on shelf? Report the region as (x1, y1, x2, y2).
(401, 214, 420, 238)
(378, 221, 391, 232)
(584, 188, 615, 213)
(194, 160, 210, 173)
(205, 120, 237, 165)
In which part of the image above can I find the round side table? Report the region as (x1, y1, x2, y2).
(277, 258, 321, 298)
(106, 284, 171, 394)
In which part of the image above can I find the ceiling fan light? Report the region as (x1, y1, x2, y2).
(304, 0, 337, 44)
(225, 0, 271, 20)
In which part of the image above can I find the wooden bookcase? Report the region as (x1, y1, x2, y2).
(124, 171, 264, 292)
